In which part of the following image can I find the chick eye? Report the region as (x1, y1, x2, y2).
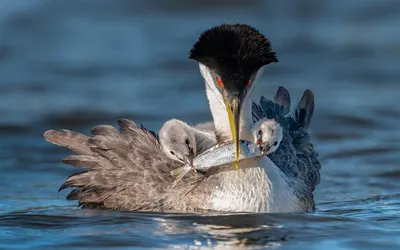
(258, 130, 262, 136)
(170, 151, 175, 155)
(185, 139, 190, 145)
(273, 141, 278, 146)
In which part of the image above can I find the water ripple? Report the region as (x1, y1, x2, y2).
(0, 0, 400, 249)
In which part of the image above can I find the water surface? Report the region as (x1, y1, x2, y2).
(1, 0, 400, 249)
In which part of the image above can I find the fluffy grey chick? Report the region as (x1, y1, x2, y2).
(252, 118, 283, 155)
(158, 119, 217, 167)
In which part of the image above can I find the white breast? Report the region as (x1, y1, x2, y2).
(209, 156, 304, 213)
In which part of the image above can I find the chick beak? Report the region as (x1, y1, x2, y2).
(262, 144, 271, 155)
(224, 96, 241, 169)
(185, 146, 196, 172)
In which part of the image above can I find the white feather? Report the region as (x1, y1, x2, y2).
(209, 156, 302, 213)
(199, 63, 260, 142)
(199, 63, 304, 213)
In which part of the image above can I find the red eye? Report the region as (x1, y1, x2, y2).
(247, 80, 251, 87)
(217, 77, 224, 87)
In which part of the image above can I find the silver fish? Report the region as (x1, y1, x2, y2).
(170, 140, 262, 187)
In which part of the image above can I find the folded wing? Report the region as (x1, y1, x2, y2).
(252, 87, 321, 194)
(44, 119, 203, 211)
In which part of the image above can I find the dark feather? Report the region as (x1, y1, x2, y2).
(58, 181, 73, 192)
(189, 24, 278, 95)
(260, 96, 279, 119)
(252, 87, 321, 195)
(274, 86, 291, 116)
(252, 94, 284, 122)
(251, 102, 265, 124)
(66, 189, 80, 200)
(295, 89, 315, 130)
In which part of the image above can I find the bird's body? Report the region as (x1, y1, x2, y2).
(195, 157, 303, 213)
(44, 24, 321, 213)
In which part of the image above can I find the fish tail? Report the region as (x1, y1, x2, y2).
(170, 166, 188, 177)
(171, 166, 192, 188)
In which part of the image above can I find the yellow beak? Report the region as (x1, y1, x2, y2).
(225, 96, 241, 169)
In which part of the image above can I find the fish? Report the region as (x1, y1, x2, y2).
(170, 140, 263, 187)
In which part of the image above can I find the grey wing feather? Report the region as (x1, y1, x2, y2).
(269, 123, 321, 196)
(292, 89, 319, 193)
(274, 86, 291, 116)
(290, 125, 321, 192)
(252, 86, 291, 123)
(44, 129, 93, 155)
(286, 89, 320, 193)
(295, 89, 314, 130)
(260, 96, 281, 118)
(62, 155, 114, 170)
(44, 119, 204, 211)
(251, 97, 283, 122)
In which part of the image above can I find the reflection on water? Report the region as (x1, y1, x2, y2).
(0, 0, 399, 249)
(1, 198, 399, 249)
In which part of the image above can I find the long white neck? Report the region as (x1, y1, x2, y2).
(196, 65, 306, 213)
(199, 63, 261, 142)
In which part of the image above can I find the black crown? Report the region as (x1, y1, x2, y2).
(189, 24, 278, 85)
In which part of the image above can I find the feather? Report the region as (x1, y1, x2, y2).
(58, 170, 88, 192)
(251, 102, 265, 123)
(62, 155, 113, 170)
(66, 189, 80, 200)
(252, 87, 321, 198)
(260, 96, 282, 119)
(44, 129, 93, 155)
(117, 119, 139, 142)
(45, 119, 205, 211)
(91, 125, 119, 137)
(274, 86, 291, 116)
(295, 89, 315, 130)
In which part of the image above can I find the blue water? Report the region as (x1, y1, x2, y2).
(1, 0, 400, 249)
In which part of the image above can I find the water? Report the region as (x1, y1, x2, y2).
(1, 0, 400, 249)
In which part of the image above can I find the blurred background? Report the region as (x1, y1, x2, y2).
(0, 0, 399, 249)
